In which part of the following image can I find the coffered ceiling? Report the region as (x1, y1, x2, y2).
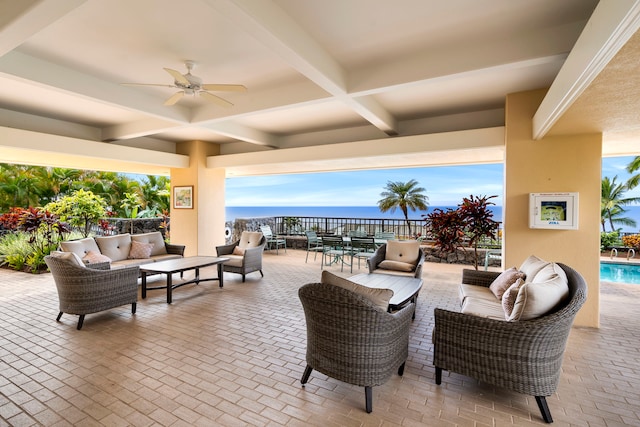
(1, 0, 639, 175)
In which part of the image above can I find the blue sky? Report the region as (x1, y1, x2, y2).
(225, 156, 639, 207)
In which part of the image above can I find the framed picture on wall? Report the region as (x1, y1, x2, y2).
(173, 186, 193, 209)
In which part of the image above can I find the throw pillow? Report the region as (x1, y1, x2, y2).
(379, 259, 415, 272)
(507, 263, 569, 321)
(321, 271, 394, 311)
(489, 267, 525, 299)
(232, 246, 245, 256)
(518, 255, 549, 282)
(82, 250, 112, 264)
(128, 241, 154, 259)
(238, 231, 263, 249)
(501, 278, 525, 318)
(384, 240, 420, 264)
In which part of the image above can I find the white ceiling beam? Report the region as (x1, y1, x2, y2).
(0, 0, 87, 56)
(533, 0, 640, 139)
(201, 122, 281, 148)
(101, 118, 189, 142)
(205, 0, 399, 135)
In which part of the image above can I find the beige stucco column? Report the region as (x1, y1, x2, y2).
(169, 140, 226, 256)
(504, 89, 601, 328)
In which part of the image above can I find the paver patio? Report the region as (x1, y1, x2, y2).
(0, 249, 639, 426)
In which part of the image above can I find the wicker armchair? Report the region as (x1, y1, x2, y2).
(433, 263, 587, 423)
(298, 282, 414, 413)
(367, 242, 425, 278)
(45, 255, 139, 330)
(215, 232, 266, 282)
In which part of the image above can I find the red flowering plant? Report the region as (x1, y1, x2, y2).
(17, 207, 71, 272)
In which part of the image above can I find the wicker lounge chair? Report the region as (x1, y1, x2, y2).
(45, 254, 139, 330)
(298, 282, 413, 413)
(216, 231, 266, 282)
(367, 241, 425, 278)
(433, 263, 587, 423)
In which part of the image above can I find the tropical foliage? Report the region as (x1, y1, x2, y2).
(601, 175, 640, 232)
(44, 190, 107, 237)
(425, 195, 499, 270)
(0, 163, 170, 218)
(377, 179, 429, 236)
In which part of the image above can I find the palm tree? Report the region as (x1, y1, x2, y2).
(377, 179, 428, 237)
(601, 176, 640, 232)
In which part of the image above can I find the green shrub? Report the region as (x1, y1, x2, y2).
(0, 232, 31, 270)
(600, 231, 621, 250)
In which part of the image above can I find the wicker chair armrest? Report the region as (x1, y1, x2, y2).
(216, 241, 239, 256)
(461, 268, 500, 288)
(86, 261, 111, 270)
(165, 243, 186, 256)
(367, 244, 387, 273)
(413, 250, 425, 278)
(242, 243, 266, 265)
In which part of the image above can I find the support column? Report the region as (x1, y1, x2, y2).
(504, 89, 601, 328)
(170, 140, 226, 256)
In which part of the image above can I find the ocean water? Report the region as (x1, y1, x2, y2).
(226, 205, 640, 233)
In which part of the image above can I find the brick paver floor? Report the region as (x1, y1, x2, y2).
(1, 249, 639, 426)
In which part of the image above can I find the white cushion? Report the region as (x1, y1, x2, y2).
(518, 255, 550, 282)
(385, 240, 420, 264)
(131, 232, 167, 256)
(238, 231, 263, 249)
(507, 263, 569, 321)
(321, 271, 393, 311)
(461, 297, 507, 320)
(95, 234, 132, 262)
(378, 259, 415, 272)
(82, 250, 111, 264)
(59, 237, 100, 258)
(49, 251, 85, 268)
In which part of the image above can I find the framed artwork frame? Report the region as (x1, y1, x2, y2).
(173, 185, 193, 209)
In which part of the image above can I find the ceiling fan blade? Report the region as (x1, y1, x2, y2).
(163, 68, 190, 86)
(121, 83, 175, 88)
(164, 91, 184, 106)
(201, 84, 247, 92)
(200, 91, 233, 108)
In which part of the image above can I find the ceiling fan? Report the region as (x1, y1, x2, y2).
(122, 60, 247, 107)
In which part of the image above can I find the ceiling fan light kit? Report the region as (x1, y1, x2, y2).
(123, 60, 246, 107)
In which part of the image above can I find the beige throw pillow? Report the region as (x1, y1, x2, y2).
(489, 267, 525, 299)
(232, 246, 245, 256)
(379, 259, 415, 272)
(128, 241, 154, 259)
(82, 250, 112, 264)
(507, 263, 569, 321)
(501, 278, 525, 318)
(321, 271, 394, 311)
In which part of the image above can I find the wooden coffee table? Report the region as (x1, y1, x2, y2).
(140, 256, 229, 304)
(349, 273, 423, 319)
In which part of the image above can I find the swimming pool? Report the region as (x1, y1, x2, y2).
(600, 261, 640, 284)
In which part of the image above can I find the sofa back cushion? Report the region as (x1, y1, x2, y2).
(95, 234, 132, 262)
(518, 254, 549, 282)
(59, 237, 100, 259)
(238, 231, 263, 249)
(507, 262, 569, 321)
(385, 240, 420, 264)
(131, 232, 167, 256)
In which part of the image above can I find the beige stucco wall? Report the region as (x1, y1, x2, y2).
(170, 140, 225, 256)
(504, 89, 601, 328)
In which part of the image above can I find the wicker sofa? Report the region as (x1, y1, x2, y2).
(59, 231, 185, 269)
(433, 259, 587, 423)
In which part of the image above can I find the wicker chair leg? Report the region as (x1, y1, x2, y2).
(131, 302, 136, 314)
(535, 396, 553, 423)
(77, 315, 85, 330)
(242, 274, 246, 283)
(259, 270, 264, 277)
(56, 312, 63, 322)
(398, 362, 406, 376)
(435, 367, 442, 384)
(301, 365, 313, 385)
(365, 386, 372, 413)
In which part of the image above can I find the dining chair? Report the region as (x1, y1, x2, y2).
(304, 230, 324, 262)
(320, 235, 349, 271)
(349, 237, 376, 273)
(260, 225, 287, 254)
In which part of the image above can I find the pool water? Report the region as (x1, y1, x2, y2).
(600, 262, 640, 284)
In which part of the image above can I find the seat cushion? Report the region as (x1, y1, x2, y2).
(385, 240, 421, 265)
(59, 237, 101, 259)
(95, 234, 132, 262)
(461, 297, 507, 320)
(321, 271, 393, 311)
(238, 231, 263, 249)
(131, 232, 167, 256)
(459, 283, 497, 307)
